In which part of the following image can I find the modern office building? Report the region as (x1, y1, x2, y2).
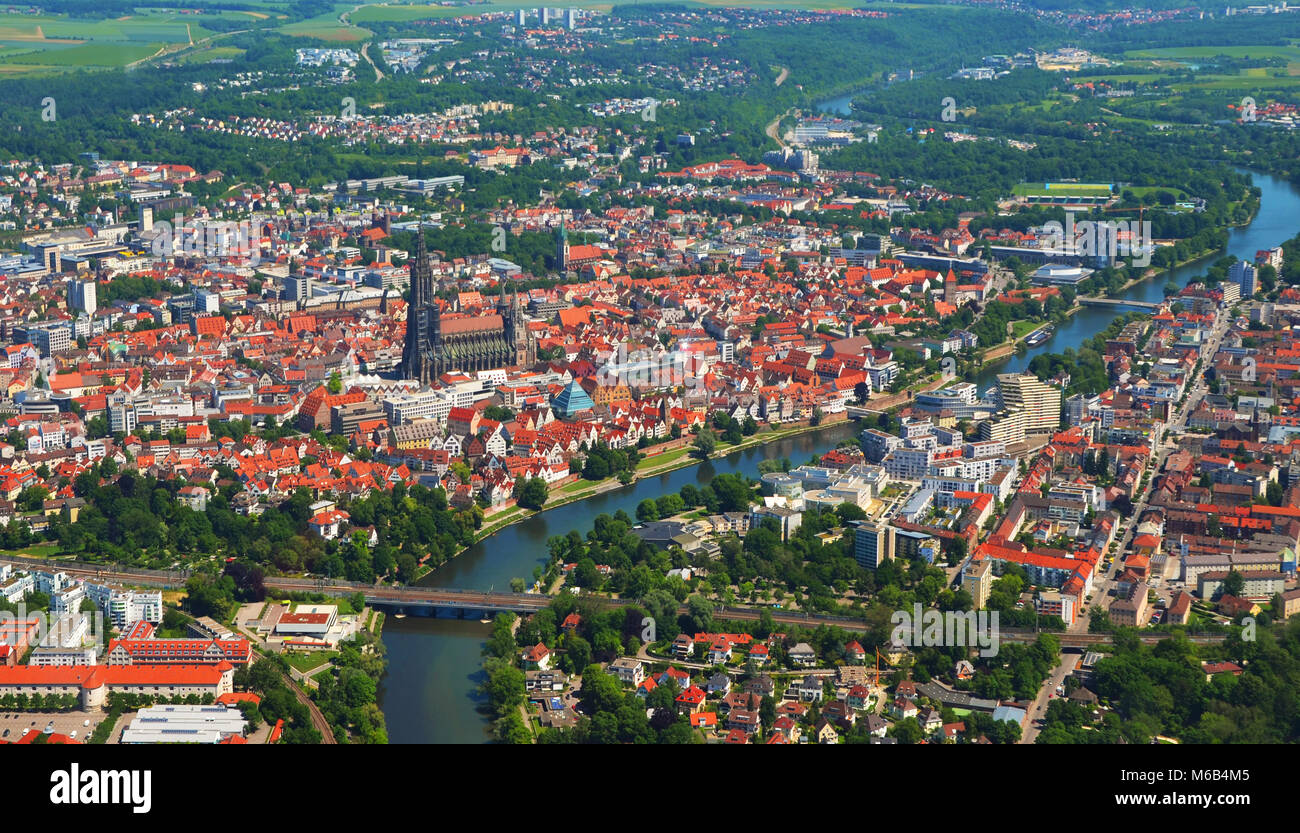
(15, 321, 73, 356)
(852, 520, 895, 570)
(283, 274, 314, 303)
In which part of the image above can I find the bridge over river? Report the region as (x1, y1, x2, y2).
(1077, 296, 1162, 311)
(0, 557, 1233, 649)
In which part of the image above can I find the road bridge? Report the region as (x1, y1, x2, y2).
(1077, 296, 1161, 311)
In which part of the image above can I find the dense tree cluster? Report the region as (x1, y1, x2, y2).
(1038, 622, 1300, 743)
(312, 630, 389, 744)
(47, 465, 482, 583)
(232, 658, 323, 745)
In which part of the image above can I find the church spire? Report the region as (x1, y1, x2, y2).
(556, 220, 569, 273)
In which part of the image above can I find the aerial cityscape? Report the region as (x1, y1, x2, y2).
(0, 0, 1298, 766)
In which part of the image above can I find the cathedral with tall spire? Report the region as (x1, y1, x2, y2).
(400, 229, 536, 385)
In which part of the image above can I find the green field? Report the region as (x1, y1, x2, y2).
(1013, 182, 1114, 197)
(1125, 186, 1190, 201)
(276, 3, 371, 40)
(1125, 44, 1300, 63)
(1113, 41, 1300, 92)
(172, 45, 245, 64)
(284, 651, 338, 673)
(0, 11, 210, 74)
(1, 42, 163, 66)
(1011, 320, 1042, 339)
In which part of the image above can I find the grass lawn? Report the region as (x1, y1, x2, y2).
(1125, 186, 1190, 201)
(0, 543, 63, 559)
(1010, 320, 1042, 339)
(287, 597, 358, 615)
(283, 651, 337, 674)
(640, 445, 692, 466)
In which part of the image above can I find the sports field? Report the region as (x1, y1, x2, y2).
(1013, 182, 1114, 198)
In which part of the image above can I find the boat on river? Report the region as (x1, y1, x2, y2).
(1025, 325, 1054, 347)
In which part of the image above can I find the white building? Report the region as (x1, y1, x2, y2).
(120, 704, 247, 744)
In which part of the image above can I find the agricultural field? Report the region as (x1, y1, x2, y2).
(1124, 44, 1300, 64)
(171, 44, 246, 64)
(0, 11, 213, 74)
(1106, 42, 1300, 93)
(277, 2, 370, 41)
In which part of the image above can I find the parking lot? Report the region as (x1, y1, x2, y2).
(0, 711, 105, 742)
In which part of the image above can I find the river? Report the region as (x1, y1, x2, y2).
(971, 167, 1300, 389)
(378, 132, 1300, 743)
(813, 96, 1300, 387)
(379, 420, 858, 743)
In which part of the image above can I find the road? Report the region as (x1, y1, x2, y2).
(1022, 310, 1232, 741)
(131, 27, 251, 69)
(361, 42, 384, 82)
(1020, 651, 1078, 744)
(0, 556, 1235, 648)
(1072, 308, 1229, 634)
(633, 641, 843, 677)
(764, 106, 792, 149)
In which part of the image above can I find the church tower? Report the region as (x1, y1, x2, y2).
(499, 281, 535, 367)
(556, 221, 569, 273)
(401, 227, 438, 385)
